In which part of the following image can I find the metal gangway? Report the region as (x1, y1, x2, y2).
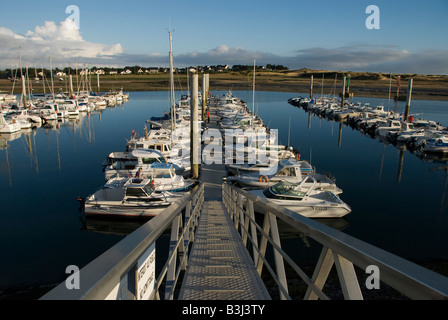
(41, 115, 448, 300)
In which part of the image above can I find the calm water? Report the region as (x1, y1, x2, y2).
(1, 90, 448, 292)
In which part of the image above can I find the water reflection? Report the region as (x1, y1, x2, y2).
(81, 216, 148, 236)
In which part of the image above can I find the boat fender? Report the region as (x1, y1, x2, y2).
(296, 153, 301, 161)
(259, 175, 269, 183)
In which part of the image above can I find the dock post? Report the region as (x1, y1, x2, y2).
(190, 73, 200, 179)
(403, 79, 413, 122)
(21, 76, 27, 107)
(69, 75, 74, 97)
(202, 74, 206, 121)
(341, 76, 346, 108)
(309, 75, 313, 98)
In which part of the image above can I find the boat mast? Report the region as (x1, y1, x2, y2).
(169, 31, 175, 130)
(49, 57, 55, 99)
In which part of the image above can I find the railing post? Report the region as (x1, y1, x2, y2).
(182, 201, 192, 270)
(235, 193, 242, 229)
(248, 200, 259, 265)
(304, 246, 334, 300)
(165, 214, 181, 300)
(256, 211, 271, 275)
(268, 212, 289, 300)
(333, 253, 363, 300)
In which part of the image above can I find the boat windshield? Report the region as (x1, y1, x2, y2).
(125, 182, 155, 197)
(142, 157, 164, 164)
(153, 169, 172, 179)
(143, 183, 155, 195)
(276, 167, 295, 177)
(269, 182, 306, 198)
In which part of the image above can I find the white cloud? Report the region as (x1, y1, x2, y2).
(0, 19, 123, 68)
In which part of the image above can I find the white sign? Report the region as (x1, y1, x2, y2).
(136, 242, 156, 300)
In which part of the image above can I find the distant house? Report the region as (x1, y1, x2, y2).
(109, 71, 118, 75)
(138, 69, 145, 74)
(120, 69, 132, 75)
(146, 67, 159, 74)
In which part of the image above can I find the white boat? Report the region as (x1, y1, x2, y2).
(374, 119, 402, 138)
(104, 148, 167, 180)
(83, 177, 184, 218)
(39, 104, 59, 121)
(106, 162, 196, 192)
(225, 158, 342, 194)
(104, 148, 189, 179)
(422, 135, 448, 155)
(249, 180, 351, 218)
(0, 114, 21, 133)
(58, 100, 79, 117)
(226, 158, 314, 176)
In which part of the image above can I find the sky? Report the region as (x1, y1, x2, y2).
(0, 0, 447, 74)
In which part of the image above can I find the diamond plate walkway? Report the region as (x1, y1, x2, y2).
(178, 107, 271, 300)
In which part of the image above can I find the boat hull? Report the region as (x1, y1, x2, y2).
(84, 202, 171, 218)
(252, 201, 351, 218)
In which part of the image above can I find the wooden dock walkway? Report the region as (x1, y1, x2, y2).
(178, 108, 271, 300)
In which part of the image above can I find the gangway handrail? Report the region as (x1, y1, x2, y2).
(41, 183, 204, 300)
(222, 182, 448, 300)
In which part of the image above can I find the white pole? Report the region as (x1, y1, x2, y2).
(190, 73, 199, 179)
(252, 60, 256, 114)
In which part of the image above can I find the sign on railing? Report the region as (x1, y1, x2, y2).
(136, 242, 156, 300)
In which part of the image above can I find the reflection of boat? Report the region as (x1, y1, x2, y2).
(249, 180, 351, 218)
(225, 158, 341, 193)
(82, 216, 147, 236)
(0, 131, 22, 145)
(83, 177, 185, 218)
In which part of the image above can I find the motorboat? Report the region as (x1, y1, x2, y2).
(226, 158, 314, 176)
(249, 180, 351, 218)
(104, 148, 167, 180)
(225, 158, 341, 194)
(422, 135, 448, 155)
(106, 162, 197, 192)
(374, 119, 402, 138)
(0, 114, 21, 133)
(83, 177, 185, 218)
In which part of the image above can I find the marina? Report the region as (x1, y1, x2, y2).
(1, 86, 448, 299)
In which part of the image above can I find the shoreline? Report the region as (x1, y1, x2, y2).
(1, 72, 447, 102)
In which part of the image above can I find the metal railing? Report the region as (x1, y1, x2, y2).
(41, 183, 204, 300)
(222, 182, 448, 300)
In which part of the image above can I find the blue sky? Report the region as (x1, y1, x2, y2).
(1, 0, 447, 74)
